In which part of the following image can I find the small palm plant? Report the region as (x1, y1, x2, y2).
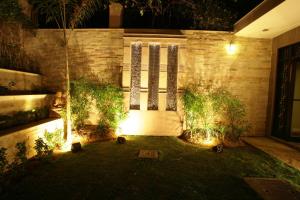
(29, 0, 101, 142)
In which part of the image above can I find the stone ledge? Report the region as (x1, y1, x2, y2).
(0, 67, 41, 76)
(0, 94, 53, 115)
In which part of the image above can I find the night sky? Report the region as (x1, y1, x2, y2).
(38, 0, 264, 30)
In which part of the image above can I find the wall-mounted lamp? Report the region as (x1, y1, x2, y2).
(226, 41, 237, 55)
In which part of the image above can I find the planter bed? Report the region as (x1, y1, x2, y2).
(0, 94, 54, 115)
(0, 106, 50, 130)
(0, 118, 63, 163)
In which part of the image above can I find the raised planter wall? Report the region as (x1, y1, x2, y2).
(0, 118, 63, 163)
(0, 68, 42, 91)
(0, 94, 53, 115)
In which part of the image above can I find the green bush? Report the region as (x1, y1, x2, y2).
(182, 86, 249, 143)
(0, 147, 8, 175)
(44, 129, 64, 150)
(210, 88, 250, 141)
(15, 141, 27, 164)
(34, 138, 52, 159)
(70, 79, 127, 132)
(70, 79, 91, 129)
(0, 107, 49, 130)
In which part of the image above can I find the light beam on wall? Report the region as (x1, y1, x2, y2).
(117, 111, 141, 135)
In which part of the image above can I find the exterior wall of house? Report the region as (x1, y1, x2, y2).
(21, 29, 272, 136)
(267, 25, 300, 135)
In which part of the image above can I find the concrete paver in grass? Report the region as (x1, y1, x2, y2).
(138, 150, 159, 159)
(244, 177, 300, 200)
(242, 137, 300, 170)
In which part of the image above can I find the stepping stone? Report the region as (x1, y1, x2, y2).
(244, 177, 300, 200)
(138, 150, 159, 159)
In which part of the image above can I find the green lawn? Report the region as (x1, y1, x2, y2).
(2, 136, 300, 200)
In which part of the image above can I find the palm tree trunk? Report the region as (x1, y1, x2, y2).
(62, 0, 72, 143)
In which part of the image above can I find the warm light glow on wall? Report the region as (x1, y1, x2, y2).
(117, 111, 141, 135)
(42, 118, 64, 134)
(226, 42, 237, 55)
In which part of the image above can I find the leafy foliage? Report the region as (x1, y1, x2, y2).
(0, 147, 8, 175)
(210, 88, 250, 141)
(182, 89, 205, 131)
(0, 107, 49, 130)
(182, 86, 249, 143)
(29, 0, 262, 30)
(0, 0, 32, 25)
(70, 79, 91, 129)
(29, 0, 101, 28)
(44, 129, 64, 150)
(15, 141, 27, 164)
(34, 138, 52, 159)
(70, 79, 127, 132)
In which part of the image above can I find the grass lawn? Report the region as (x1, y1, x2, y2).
(2, 136, 300, 199)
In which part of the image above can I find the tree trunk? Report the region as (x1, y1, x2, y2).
(62, 1, 72, 144)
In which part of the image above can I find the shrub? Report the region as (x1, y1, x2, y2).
(182, 87, 217, 141)
(70, 79, 91, 129)
(70, 79, 127, 132)
(210, 88, 250, 141)
(0, 147, 8, 175)
(182, 89, 205, 132)
(91, 84, 127, 131)
(34, 138, 52, 159)
(44, 129, 64, 150)
(182, 86, 249, 144)
(0, 107, 49, 130)
(15, 141, 27, 164)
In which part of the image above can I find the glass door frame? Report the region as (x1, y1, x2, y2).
(290, 59, 300, 137)
(272, 42, 300, 142)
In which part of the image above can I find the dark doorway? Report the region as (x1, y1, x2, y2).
(273, 42, 300, 141)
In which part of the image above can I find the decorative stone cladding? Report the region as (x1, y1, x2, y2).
(22, 29, 124, 91)
(20, 29, 272, 136)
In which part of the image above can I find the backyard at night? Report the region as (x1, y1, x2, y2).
(1, 0, 300, 199)
(2, 136, 300, 199)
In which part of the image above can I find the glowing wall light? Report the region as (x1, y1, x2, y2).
(226, 42, 237, 55)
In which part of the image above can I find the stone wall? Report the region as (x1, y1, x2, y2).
(181, 30, 272, 136)
(21, 29, 272, 136)
(22, 29, 124, 92)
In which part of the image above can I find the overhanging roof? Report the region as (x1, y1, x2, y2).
(234, 0, 300, 38)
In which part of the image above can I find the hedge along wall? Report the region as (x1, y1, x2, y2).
(21, 29, 272, 136)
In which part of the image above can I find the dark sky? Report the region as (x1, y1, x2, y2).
(38, 0, 264, 30)
(233, 0, 263, 19)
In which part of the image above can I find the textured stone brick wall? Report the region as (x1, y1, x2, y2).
(22, 29, 124, 91)
(21, 29, 272, 136)
(181, 30, 272, 136)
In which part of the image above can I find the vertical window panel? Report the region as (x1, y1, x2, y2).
(130, 43, 142, 110)
(148, 44, 160, 110)
(166, 45, 178, 111)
